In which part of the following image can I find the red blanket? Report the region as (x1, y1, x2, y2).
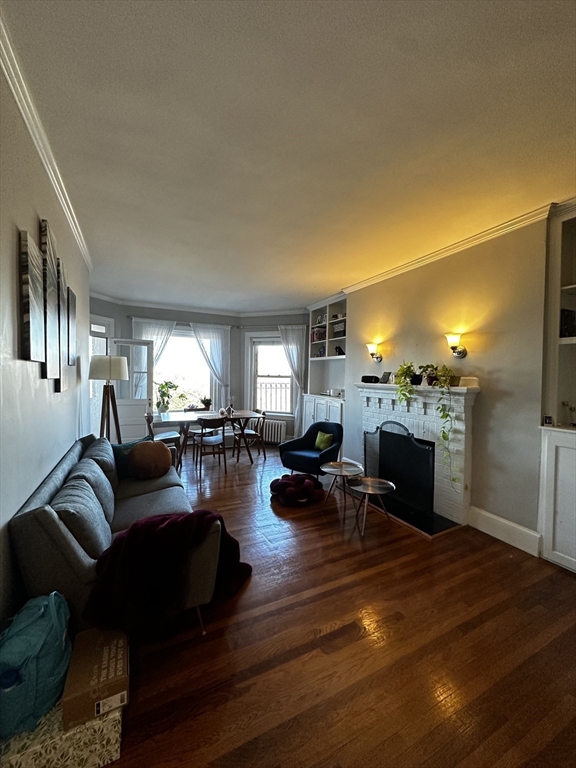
(84, 510, 251, 637)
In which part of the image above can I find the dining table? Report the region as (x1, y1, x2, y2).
(160, 409, 261, 468)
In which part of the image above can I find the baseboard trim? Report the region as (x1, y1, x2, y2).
(469, 506, 541, 557)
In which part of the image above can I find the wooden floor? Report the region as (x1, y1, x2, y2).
(115, 449, 576, 768)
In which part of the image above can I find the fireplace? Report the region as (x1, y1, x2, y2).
(364, 421, 458, 535)
(355, 378, 480, 531)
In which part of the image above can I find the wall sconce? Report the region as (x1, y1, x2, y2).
(366, 343, 382, 363)
(445, 333, 467, 359)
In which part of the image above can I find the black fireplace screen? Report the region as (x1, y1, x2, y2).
(378, 429, 434, 520)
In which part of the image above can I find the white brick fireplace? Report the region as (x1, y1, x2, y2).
(355, 379, 480, 525)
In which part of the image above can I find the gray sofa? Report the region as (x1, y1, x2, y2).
(9, 435, 221, 628)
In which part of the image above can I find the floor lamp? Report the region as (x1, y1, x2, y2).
(89, 355, 129, 443)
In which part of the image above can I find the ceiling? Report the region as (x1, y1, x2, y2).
(1, 0, 575, 314)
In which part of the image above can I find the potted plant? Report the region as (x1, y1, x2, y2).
(200, 396, 212, 410)
(418, 363, 439, 386)
(395, 361, 422, 403)
(155, 380, 178, 412)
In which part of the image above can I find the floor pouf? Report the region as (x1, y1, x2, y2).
(270, 474, 325, 506)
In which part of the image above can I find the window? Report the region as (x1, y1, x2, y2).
(154, 331, 212, 409)
(253, 340, 292, 413)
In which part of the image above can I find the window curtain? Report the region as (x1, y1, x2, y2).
(132, 318, 176, 400)
(190, 323, 231, 409)
(279, 325, 307, 436)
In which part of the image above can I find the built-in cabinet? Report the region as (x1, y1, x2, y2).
(307, 293, 347, 397)
(539, 201, 576, 571)
(303, 394, 344, 431)
(543, 202, 576, 426)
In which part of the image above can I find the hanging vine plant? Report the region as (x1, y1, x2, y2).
(434, 364, 459, 487)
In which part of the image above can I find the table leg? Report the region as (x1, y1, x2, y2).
(177, 424, 189, 472)
(361, 493, 370, 537)
(320, 475, 338, 510)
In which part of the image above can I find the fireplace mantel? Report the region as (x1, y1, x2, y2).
(355, 378, 480, 526)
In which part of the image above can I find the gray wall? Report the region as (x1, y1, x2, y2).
(0, 74, 91, 622)
(343, 221, 547, 531)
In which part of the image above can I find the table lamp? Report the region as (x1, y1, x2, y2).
(89, 355, 129, 442)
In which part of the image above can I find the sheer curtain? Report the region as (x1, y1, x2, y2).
(190, 323, 231, 409)
(132, 318, 176, 399)
(279, 325, 307, 436)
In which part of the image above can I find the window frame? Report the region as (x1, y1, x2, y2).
(156, 326, 216, 406)
(244, 331, 294, 416)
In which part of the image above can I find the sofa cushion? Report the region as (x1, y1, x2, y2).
(114, 466, 183, 500)
(112, 486, 191, 533)
(112, 437, 153, 481)
(51, 478, 112, 559)
(83, 438, 118, 490)
(127, 441, 171, 480)
(67, 458, 115, 524)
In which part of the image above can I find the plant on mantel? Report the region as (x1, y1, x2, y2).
(395, 362, 459, 487)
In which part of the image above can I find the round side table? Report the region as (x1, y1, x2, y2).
(348, 476, 396, 536)
(320, 461, 364, 512)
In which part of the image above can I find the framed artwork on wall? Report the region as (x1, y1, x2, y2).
(19, 230, 45, 363)
(40, 219, 59, 379)
(55, 257, 68, 392)
(67, 287, 77, 365)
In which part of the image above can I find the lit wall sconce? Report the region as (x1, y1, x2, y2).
(366, 343, 382, 363)
(445, 333, 467, 359)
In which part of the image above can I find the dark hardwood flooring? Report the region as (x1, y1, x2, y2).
(115, 448, 576, 767)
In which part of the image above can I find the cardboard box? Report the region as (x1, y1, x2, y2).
(0, 703, 122, 768)
(62, 628, 129, 731)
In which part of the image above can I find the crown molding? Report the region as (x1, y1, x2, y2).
(343, 203, 555, 294)
(0, 13, 92, 271)
(90, 292, 305, 318)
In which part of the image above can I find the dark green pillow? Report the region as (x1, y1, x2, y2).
(315, 431, 333, 451)
(112, 436, 152, 480)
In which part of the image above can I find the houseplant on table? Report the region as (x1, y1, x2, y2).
(156, 381, 178, 412)
(200, 397, 212, 410)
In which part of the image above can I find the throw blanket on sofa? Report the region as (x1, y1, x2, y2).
(84, 510, 251, 637)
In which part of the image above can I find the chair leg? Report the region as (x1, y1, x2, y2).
(196, 606, 206, 636)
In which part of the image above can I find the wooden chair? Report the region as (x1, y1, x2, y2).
(194, 417, 227, 479)
(145, 412, 182, 470)
(232, 409, 267, 462)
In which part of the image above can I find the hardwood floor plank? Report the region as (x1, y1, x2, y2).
(112, 450, 576, 767)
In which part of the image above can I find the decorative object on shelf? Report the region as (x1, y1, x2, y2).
(379, 372, 391, 383)
(361, 375, 380, 383)
(318, 344, 326, 357)
(89, 355, 130, 442)
(560, 308, 576, 338)
(333, 322, 346, 337)
(334, 345, 345, 356)
(366, 343, 382, 363)
(322, 314, 327, 323)
(316, 315, 323, 325)
(445, 332, 467, 358)
(312, 327, 326, 342)
(155, 380, 178, 412)
(542, 415, 554, 426)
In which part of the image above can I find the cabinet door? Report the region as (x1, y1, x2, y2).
(327, 399, 343, 424)
(303, 396, 316, 430)
(314, 398, 328, 422)
(539, 429, 576, 572)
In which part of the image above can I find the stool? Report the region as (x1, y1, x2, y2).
(320, 461, 364, 512)
(348, 476, 396, 536)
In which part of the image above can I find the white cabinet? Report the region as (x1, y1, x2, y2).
(538, 427, 576, 572)
(303, 394, 344, 431)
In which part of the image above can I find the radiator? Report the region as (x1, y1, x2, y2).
(249, 418, 287, 444)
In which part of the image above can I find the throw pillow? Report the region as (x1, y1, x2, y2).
(67, 458, 115, 524)
(112, 436, 153, 480)
(83, 437, 119, 489)
(51, 477, 112, 559)
(127, 441, 172, 480)
(315, 431, 333, 451)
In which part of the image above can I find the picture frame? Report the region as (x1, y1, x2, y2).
(55, 256, 68, 392)
(40, 220, 59, 379)
(542, 415, 554, 426)
(19, 230, 46, 362)
(67, 287, 77, 365)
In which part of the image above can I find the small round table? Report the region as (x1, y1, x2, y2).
(348, 476, 396, 536)
(320, 461, 364, 512)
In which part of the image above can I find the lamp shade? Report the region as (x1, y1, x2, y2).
(366, 343, 378, 355)
(88, 355, 129, 381)
(445, 333, 462, 348)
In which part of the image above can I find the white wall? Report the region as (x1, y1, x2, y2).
(343, 221, 547, 532)
(0, 74, 91, 623)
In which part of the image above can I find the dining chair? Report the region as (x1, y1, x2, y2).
(232, 409, 267, 462)
(195, 417, 227, 478)
(144, 412, 182, 470)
